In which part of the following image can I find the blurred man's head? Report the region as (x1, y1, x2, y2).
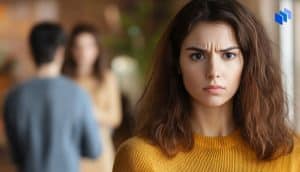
(29, 22, 66, 67)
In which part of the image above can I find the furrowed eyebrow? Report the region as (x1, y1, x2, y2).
(218, 46, 240, 52)
(185, 47, 205, 52)
(185, 46, 240, 52)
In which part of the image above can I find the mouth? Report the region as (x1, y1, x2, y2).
(203, 85, 225, 94)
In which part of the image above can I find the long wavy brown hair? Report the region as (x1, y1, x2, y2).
(136, 0, 294, 160)
(62, 24, 107, 82)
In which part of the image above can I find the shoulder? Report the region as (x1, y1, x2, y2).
(4, 79, 31, 102)
(286, 136, 300, 170)
(58, 76, 81, 91)
(3, 80, 32, 117)
(292, 135, 300, 155)
(282, 134, 300, 168)
(113, 136, 165, 172)
(60, 76, 91, 99)
(117, 136, 160, 154)
(98, 70, 119, 94)
(103, 70, 118, 85)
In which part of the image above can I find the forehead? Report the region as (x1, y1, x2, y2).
(182, 21, 238, 48)
(75, 32, 95, 42)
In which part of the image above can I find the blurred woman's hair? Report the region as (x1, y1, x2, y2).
(62, 23, 107, 81)
(136, 0, 294, 160)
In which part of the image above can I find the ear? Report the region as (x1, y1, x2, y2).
(54, 46, 65, 63)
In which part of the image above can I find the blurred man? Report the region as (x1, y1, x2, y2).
(3, 22, 101, 172)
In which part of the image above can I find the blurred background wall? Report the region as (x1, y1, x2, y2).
(0, 0, 299, 171)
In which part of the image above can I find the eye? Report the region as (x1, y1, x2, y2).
(223, 52, 237, 59)
(190, 52, 205, 61)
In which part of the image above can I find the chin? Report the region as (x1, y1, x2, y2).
(199, 98, 229, 108)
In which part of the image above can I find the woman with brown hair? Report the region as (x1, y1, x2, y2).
(113, 0, 300, 171)
(62, 24, 121, 172)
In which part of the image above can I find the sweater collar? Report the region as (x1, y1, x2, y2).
(193, 129, 244, 148)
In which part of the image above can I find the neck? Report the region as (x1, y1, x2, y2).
(77, 65, 93, 78)
(36, 63, 61, 78)
(191, 100, 236, 137)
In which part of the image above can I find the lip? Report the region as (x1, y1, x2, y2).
(203, 85, 225, 94)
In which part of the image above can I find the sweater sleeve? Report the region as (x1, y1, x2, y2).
(113, 138, 153, 172)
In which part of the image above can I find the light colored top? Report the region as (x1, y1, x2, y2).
(78, 71, 122, 172)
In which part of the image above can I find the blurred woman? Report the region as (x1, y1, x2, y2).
(63, 24, 121, 172)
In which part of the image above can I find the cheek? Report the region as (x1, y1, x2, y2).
(225, 63, 243, 94)
(74, 46, 98, 64)
(180, 58, 243, 107)
(182, 74, 203, 102)
(180, 61, 206, 97)
(82, 45, 98, 58)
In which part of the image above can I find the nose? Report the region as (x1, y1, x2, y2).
(206, 54, 221, 80)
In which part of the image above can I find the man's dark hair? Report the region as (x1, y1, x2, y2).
(29, 22, 66, 67)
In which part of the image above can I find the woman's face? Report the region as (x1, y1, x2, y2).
(72, 32, 99, 69)
(179, 22, 244, 107)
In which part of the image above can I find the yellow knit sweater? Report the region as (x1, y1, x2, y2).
(113, 130, 300, 172)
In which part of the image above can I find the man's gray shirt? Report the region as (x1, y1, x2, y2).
(4, 76, 101, 172)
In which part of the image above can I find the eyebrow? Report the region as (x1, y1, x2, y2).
(185, 46, 240, 52)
